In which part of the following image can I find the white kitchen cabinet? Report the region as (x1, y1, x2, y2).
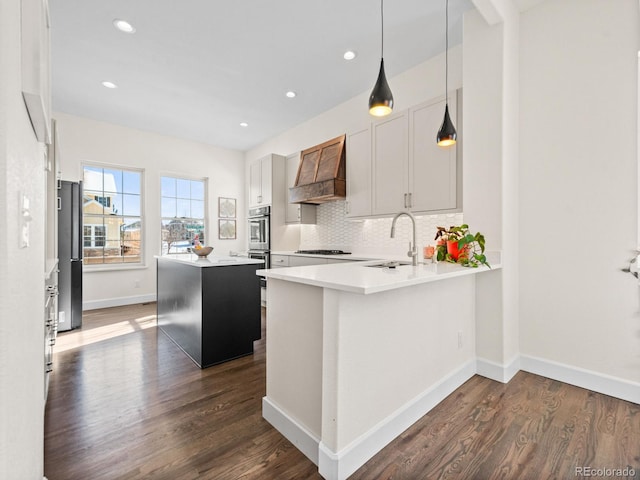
(408, 95, 458, 212)
(248, 155, 274, 208)
(21, 0, 52, 144)
(270, 255, 290, 268)
(369, 91, 461, 216)
(372, 112, 409, 215)
(289, 256, 328, 267)
(345, 127, 372, 218)
(285, 153, 316, 224)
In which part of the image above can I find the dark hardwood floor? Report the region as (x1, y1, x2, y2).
(45, 303, 640, 480)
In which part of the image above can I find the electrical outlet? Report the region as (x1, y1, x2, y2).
(457, 331, 463, 349)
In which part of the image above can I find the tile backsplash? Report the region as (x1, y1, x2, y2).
(300, 201, 464, 256)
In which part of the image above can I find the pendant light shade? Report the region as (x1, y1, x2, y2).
(437, 104, 457, 146)
(437, 0, 457, 147)
(369, 0, 393, 117)
(369, 59, 393, 116)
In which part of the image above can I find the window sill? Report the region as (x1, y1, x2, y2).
(83, 263, 149, 273)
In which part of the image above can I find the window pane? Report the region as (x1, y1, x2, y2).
(102, 169, 122, 193)
(108, 193, 123, 215)
(176, 199, 190, 218)
(161, 197, 176, 218)
(83, 167, 104, 193)
(161, 176, 175, 197)
(191, 180, 205, 200)
(176, 178, 190, 199)
(162, 219, 192, 254)
(84, 190, 105, 214)
(191, 200, 204, 219)
(122, 194, 140, 216)
(122, 217, 142, 262)
(122, 171, 141, 194)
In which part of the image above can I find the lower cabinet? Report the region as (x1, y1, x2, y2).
(271, 254, 361, 268)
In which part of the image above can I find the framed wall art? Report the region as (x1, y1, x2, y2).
(218, 219, 236, 240)
(218, 197, 236, 218)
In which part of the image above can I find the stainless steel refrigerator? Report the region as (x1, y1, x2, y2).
(57, 180, 82, 332)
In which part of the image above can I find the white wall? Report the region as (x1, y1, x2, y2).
(55, 113, 246, 309)
(0, 0, 46, 477)
(519, 0, 639, 383)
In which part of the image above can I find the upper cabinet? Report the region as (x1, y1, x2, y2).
(285, 153, 316, 224)
(408, 95, 459, 212)
(372, 111, 409, 215)
(21, 0, 52, 144)
(346, 91, 461, 218)
(345, 127, 372, 218)
(248, 155, 274, 208)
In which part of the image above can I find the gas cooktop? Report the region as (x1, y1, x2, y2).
(294, 249, 351, 255)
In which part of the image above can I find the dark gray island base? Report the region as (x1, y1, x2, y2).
(156, 255, 263, 368)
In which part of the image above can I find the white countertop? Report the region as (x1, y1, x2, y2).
(258, 253, 501, 294)
(156, 254, 264, 268)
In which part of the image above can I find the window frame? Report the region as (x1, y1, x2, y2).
(82, 162, 145, 270)
(159, 174, 208, 256)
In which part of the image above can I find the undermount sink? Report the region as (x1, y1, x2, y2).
(365, 260, 412, 269)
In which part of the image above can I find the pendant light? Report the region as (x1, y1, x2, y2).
(437, 0, 457, 147)
(369, 0, 394, 117)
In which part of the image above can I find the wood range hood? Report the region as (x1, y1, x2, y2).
(289, 134, 346, 205)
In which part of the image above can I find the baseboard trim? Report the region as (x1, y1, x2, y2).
(520, 354, 640, 405)
(476, 355, 521, 384)
(317, 360, 476, 480)
(262, 396, 320, 465)
(83, 293, 156, 311)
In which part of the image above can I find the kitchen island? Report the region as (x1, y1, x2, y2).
(258, 257, 501, 480)
(156, 254, 263, 368)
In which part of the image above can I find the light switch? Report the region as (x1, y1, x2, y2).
(20, 193, 32, 248)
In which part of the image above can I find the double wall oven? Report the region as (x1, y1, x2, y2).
(248, 206, 270, 286)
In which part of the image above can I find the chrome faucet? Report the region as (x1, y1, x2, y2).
(390, 211, 418, 266)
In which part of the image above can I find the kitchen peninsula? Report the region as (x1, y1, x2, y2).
(258, 257, 501, 480)
(156, 254, 263, 368)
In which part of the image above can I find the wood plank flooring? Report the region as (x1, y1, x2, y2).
(44, 303, 640, 480)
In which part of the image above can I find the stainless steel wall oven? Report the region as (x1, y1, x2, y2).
(248, 206, 270, 251)
(248, 206, 270, 288)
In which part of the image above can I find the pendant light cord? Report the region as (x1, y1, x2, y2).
(445, 0, 449, 101)
(381, 0, 385, 58)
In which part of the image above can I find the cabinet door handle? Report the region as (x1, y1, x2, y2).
(345, 201, 349, 215)
(57, 197, 61, 210)
(408, 192, 413, 209)
(403, 193, 408, 209)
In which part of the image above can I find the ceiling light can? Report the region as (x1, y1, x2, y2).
(343, 51, 357, 60)
(113, 19, 136, 33)
(285, 91, 296, 98)
(101, 81, 117, 89)
(240, 122, 249, 127)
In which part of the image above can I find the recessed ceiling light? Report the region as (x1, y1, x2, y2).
(113, 19, 136, 33)
(285, 91, 297, 98)
(101, 81, 117, 89)
(239, 122, 249, 127)
(343, 50, 357, 60)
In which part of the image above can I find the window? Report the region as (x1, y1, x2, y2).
(160, 176, 206, 254)
(83, 165, 143, 265)
(84, 225, 106, 247)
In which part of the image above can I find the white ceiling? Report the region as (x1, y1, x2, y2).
(50, 0, 475, 152)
